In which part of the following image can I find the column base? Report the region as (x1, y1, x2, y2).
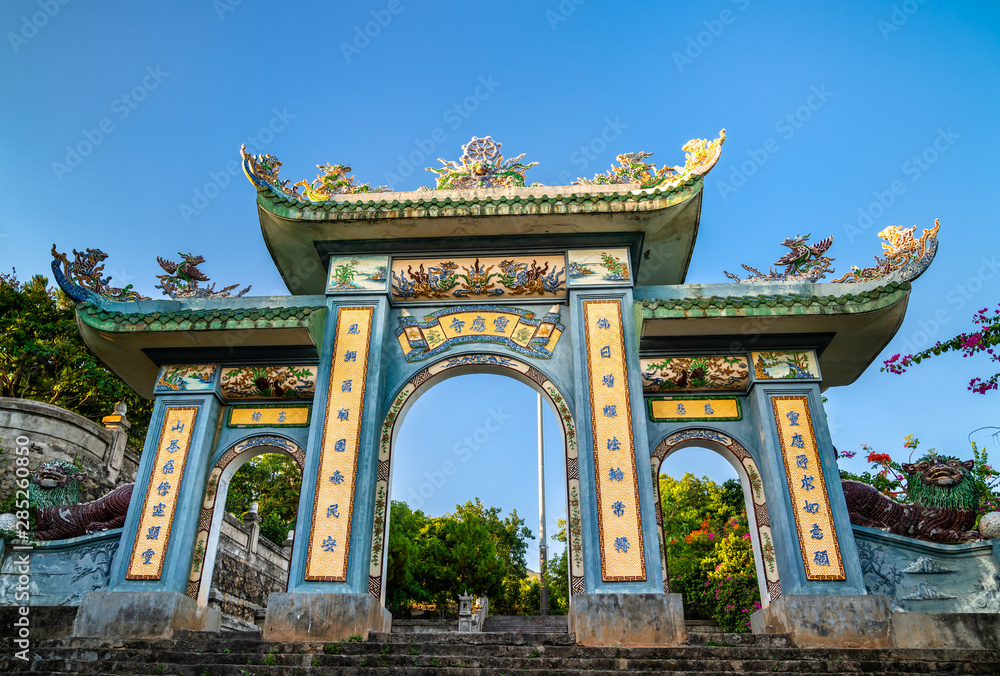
(73, 591, 221, 639)
(569, 593, 686, 646)
(263, 593, 392, 642)
(750, 594, 891, 648)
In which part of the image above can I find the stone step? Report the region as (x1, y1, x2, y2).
(3, 635, 999, 676)
(5, 644, 1000, 675)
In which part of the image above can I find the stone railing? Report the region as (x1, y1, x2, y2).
(0, 398, 139, 503)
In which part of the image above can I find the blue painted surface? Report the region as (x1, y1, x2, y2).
(286, 295, 390, 594)
(109, 395, 221, 594)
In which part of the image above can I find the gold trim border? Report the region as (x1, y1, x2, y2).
(305, 306, 374, 581)
(126, 406, 198, 580)
(583, 299, 646, 582)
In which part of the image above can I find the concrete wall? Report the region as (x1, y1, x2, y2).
(0, 398, 140, 504)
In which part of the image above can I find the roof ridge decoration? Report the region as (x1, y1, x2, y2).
(576, 129, 726, 189)
(239, 146, 386, 201)
(637, 280, 911, 315)
(155, 252, 251, 299)
(723, 220, 940, 285)
(724, 233, 835, 283)
(51, 245, 150, 303)
(239, 130, 726, 201)
(51, 246, 251, 303)
(424, 136, 538, 189)
(831, 219, 940, 284)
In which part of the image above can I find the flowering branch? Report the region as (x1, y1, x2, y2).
(882, 304, 1000, 394)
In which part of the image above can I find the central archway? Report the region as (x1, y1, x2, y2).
(367, 353, 584, 605)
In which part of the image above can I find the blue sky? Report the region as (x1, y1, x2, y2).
(3, 2, 999, 568)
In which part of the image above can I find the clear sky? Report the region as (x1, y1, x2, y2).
(3, 2, 999, 569)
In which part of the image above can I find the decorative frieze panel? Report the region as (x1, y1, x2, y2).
(582, 300, 646, 582)
(648, 397, 741, 422)
(390, 255, 566, 303)
(772, 396, 845, 581)
(154, 365, 218, 393)
(395, 305, 563, 361)
(640, 356, 750, 393)
(126, 406, 198, 580)
(220, 366, 318, 400)
(305, 307, 374, 581)
(752, 351, 820, 380)
(566, 248, 632, 287)
(327, 255, 389, 293)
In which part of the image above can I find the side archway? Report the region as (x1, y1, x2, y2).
(367, 353, 584, 604)
(186, 434, 306, 605)
(651, 428, 781, 605)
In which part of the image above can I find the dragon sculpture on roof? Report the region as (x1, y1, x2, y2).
(724, 234, 835, 283)
(576, 129, 726, 189)
(156, 252, 251, 299)
(50, 245, 150, 302)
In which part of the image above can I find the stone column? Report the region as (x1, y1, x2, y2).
(75, 389, 223, 638)
(746, 382, 890, 647)
(101, 401, 131, 485)
(567, 290, 685, 646)
(263, 299, 392, 641)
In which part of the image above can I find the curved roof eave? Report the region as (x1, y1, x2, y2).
(74, 297, 328, 398)
(635, 280, 912, 389)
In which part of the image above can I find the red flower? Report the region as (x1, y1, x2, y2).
(866, 451, 892, 465)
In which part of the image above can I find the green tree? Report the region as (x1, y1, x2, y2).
(543, 518, 570, 615)
(385, 501, 430, 615)
(0, 272, 152, 443)
(658, 472, 760, 629)
(453, 498, 534, 615)
(384, 499, 535, 616)
(225, 453, 302, 545)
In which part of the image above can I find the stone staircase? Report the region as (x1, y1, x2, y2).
(482, 614, 568, 633)
(3, 630, 1000, 675)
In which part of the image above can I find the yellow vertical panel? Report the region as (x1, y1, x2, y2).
(583, 300, 646, 581)
(126, 406, 198, 580)
(306, 306, 374, 581)
(772, 396, 845, 580)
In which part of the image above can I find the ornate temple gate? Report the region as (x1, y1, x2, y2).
(58, 132, 944, 646)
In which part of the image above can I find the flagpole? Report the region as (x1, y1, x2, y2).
(538, 391, 549, 615)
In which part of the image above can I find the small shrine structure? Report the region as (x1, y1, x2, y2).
(46, 130, 985, 648)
